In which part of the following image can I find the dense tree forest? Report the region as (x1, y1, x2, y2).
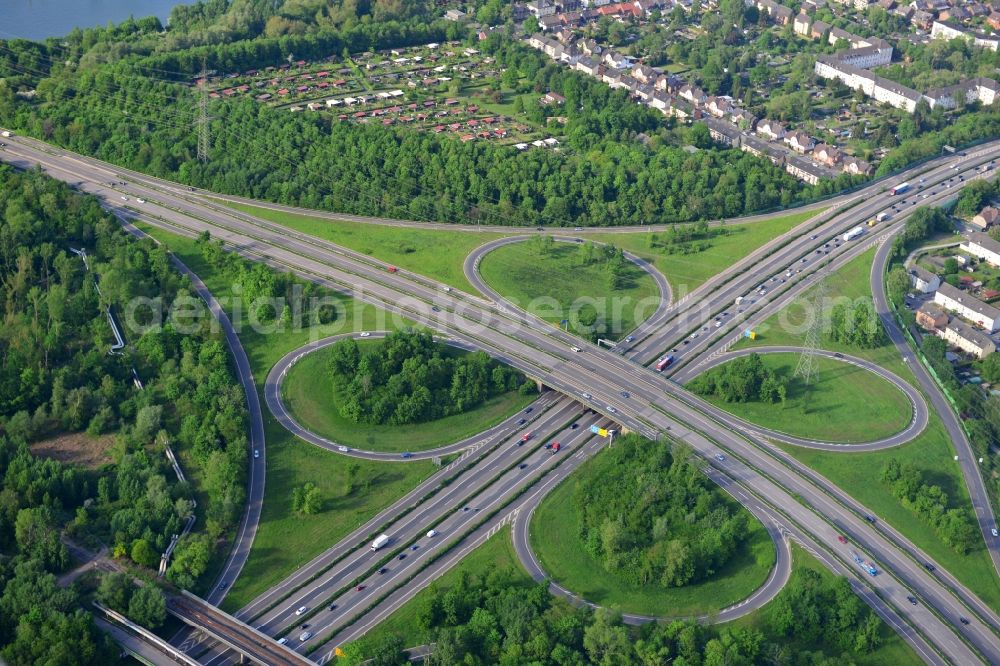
(571, 437, 752, 588)
(0, 166, 249, 661)
(328, 329, 531, 425)
(341, 540, 888, 664)
(880, 458, 978, 554)
(0, 0, 827, 227)
(690, 353, 789, 404)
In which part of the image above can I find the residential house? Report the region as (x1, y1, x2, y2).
(933, 281, 1000, 331)
(811, 19, 831, 39)
(784, 155, 828, 185)
(813, 143, 842, 166)
(909, 266, 941, 293)
(784, 131, 816, 153)
(941, 319, 996, 358)
(961, 232, 1000, 267)
(916, 302, 949, 330)
(973, 206, 1000, 230)
(706, 96, 733, 117)
(841, 155, 872, 176)
(794, 12, 812, 36)
(756, 118, 787, 140)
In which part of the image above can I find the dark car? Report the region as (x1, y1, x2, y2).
(401, 452, 412, 459)
(834, 353, 844, 359)
(864, 515, 877, 524)
(570, 423, 579, 429)
(907, 596, 918, 606)
(517, 418, 527, 425)
(356, 585, 366, 592)
(924, 563, 935, 572)
(398, 553, 407, 560)
(301, 623, 309, 629)
(960, 617, 970, 625)
(525, 407, 533, 414)
(378, 567, 388, 575)
(519, 463, 528, 470)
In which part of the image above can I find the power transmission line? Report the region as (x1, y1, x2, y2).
(793, 276, 829, 386)
(196, 58, 210, 162)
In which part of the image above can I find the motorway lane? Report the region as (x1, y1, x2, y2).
(3, 139, 996, 660)
(269, 415, 606, 660)
(616, 147, 1000, 368)
(264, 331, 553, 460)
(870, 224, 1000, 583)
(193, 399, 587, 665)
(74, 205, 1000, 660)
(680, 346, 927, 451)
(659, 157, 998, 383)
(65, 191, 1000, 661)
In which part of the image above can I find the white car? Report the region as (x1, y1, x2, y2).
(715, 321, 722, 328)
(427, 529, 438, 538)
(299, 631, 313, 642)
(120, 196, 129, 201)
(570, 346, 582, 352)
(253, 449, 259, 459)
(295, 606, 307, 616)
(137, 198, 146, 204)
(582, 392, 592, 400)
(607, 405, 618, 414)
(993, 528, 999, 537)
(359, 332, 371, 337)
(338, 445, 349, 452)
(278, 638, 288, 645)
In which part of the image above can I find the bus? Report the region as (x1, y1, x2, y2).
(655, 355, 674, 371)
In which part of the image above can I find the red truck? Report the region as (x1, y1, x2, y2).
(387, 265, 398, 273)
(655, 355, 674, 372)
(551, 442, 561, 453)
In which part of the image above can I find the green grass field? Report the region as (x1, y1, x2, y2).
(223, 202, 507, 293)
(590, 208, 823, 294)
(137, 225, 443, 611)
(478, 240, 661, 339)
(731, 245, 1000, 612)
(280, 341, 536, 453)
(529, 446, 777, 617)
(730, 544, 921, 666)
(696, 353, 911, 443)
(349, 527, 533, 650)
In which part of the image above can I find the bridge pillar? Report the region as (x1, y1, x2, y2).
(535, 378, 546, 393)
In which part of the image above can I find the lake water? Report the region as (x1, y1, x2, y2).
(1, 0, 184, 41)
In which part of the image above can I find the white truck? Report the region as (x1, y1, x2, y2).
(842, 226, 864, 242)
(371, 534, 390, 551)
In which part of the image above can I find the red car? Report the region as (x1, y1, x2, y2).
(356, 585, 366, 592)
(521, 433, 531, 442)
(837, 535, 848, 544)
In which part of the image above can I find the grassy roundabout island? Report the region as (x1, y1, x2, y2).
(280, 331, 537, 453)
(479, 238, 661, 340)
(689, 353, 911, 444)
(530, 436, 776, 617)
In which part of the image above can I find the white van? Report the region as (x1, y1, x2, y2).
(427, 529, 438, 538)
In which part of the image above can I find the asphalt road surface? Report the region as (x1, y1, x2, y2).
(4, 135, 1000, 662)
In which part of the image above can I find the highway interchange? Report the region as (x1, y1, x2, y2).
(3, 134, 1000, 664)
